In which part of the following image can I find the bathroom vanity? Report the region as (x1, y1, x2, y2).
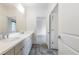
(0, 31, 33, 55)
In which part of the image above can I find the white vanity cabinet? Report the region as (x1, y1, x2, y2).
(2, 33, 33, 55)
(4, 41, 24, 55)
(22, 35, 32, 55)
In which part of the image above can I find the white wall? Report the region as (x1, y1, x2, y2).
(25, 6, 36, 31)
(58, 3, 79, 55)
(59, 3, 79, 34)
(0, 5, 8, 33)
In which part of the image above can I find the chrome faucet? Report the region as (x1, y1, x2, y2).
(2, 33, 9, 39)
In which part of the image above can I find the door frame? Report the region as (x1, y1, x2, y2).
(49, 4, 58, 49)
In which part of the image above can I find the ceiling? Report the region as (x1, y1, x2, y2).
(0, 3, 50, 10)
(22, 3, 49, 9)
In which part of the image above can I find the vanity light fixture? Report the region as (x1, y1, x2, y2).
(16, 4, 24, 14)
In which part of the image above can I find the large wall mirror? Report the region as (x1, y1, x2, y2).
(8, 17, 16, 33)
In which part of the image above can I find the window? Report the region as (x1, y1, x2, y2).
(11, 21, 16, 32)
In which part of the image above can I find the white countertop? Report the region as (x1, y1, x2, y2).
(0, 31, 34, 55)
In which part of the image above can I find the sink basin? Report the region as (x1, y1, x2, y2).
(7, 33, 22, 41)
(7, 37, 21, 41)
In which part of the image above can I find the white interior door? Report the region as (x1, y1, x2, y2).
(49, 5, 58, 49)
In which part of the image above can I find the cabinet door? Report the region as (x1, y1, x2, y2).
(15, 41, 24, 55)
(15, 50, 23, 55)
(22, 36, 32, 55)
(22, 38, 30, 55)
(4, 48, 14, 55)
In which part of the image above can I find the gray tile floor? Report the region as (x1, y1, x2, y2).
(29, 44, 58, 55)
(29, 35, 58, 55)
